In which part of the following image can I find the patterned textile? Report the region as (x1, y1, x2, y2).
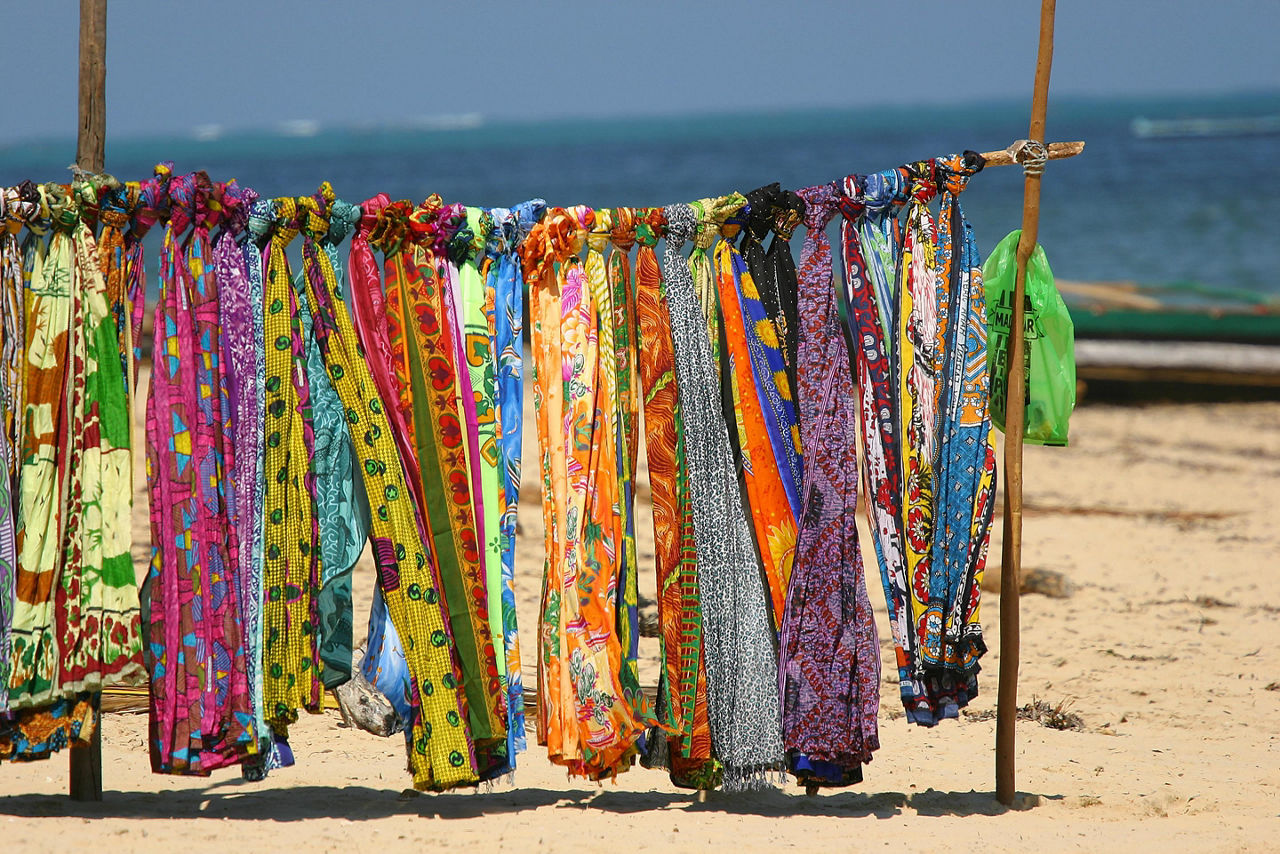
(456, 206, 508, 706)
(0, 185, 37, 713)
(524, 206, 654, 779)
(295, 185, 477, 791)
(713, 215, 796, 628)
(1, 692, 96, 762)
(778, 183, 880, 787)
(257, 196, 322, 728)
(837, 171, 919, 711)
(374, 199, 504, 768)
(629, 209, 718, 789)
(485, 199, 543, 759)
(662, 202, 782, 791)
(298, 196, 366, 690)
(145, 171, 253, 774)
(921, 155, 995, 712)
(583, 214, 642, 706)
(7, 183, 141, 717)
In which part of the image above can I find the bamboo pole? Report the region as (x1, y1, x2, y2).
(996, 0, 1057, 807)
(70, 0, 107, 804)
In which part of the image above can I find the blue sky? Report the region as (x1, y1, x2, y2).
(2, 0, 1277, 143)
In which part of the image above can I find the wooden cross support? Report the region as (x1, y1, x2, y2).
(70, 0, 107, 803)
(995, 0, 1060, 808)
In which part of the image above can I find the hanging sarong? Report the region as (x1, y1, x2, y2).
(256, 196, 323, 731)
(297, 195, 366, 690)
(484, 199, 543, 760)
(662, 202, 782, 791)
(8, 183, 142, 715)
(779, 183, 880, 787)
(145, 171, 253, 773)
(712, 213, 797, 629)
(921, 154, 995, 712)
(375, 199, 505, 774)
(295, 185, 477, 790)
(628, 209, 718, 789)
(0, 185, 37, 713)
(524, 206, 653, 779)
(583, 214, 643, 711)
(455, 206, 509, 718)
(838, 171, 921, 712)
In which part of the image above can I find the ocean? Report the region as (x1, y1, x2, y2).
(3, 91, 1278, 296)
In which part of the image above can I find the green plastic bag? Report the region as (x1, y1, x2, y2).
(983, 229, 1075, 446)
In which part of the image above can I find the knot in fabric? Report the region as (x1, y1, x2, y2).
(298, 183, 335, 241)
(131, 170, 171, 240)
(329, 198, 359, 245)
(3, 184, 39, 234)
(487, 207, 515, 255)
(837, 175, 866, 223)
(219, 181, 258, 241)
(861, 168, 909, 217)
(437, 202, 468, 260)
(634, 207, 665, 247)
(43, 183, 80, 233)
(934, 151, 983, 196)
(772, 190, 805, 240)
(98, 184, 131, 231)
(357, 193, 392, 241)
(797, 182, 840, 231)
(246, 197, 277, 246)
(607, 206, 636, 251)
(586, 215, 611, 254)
(694, 193, 745, 250)
(406, 195, 446, 252)
(662, 203, 696, 247)
(520, 206, 581, 284)
(271, 196, 301, 249)
(468, 209, 492, 257)
(513, 198, 546, 248)
(370, 200, 413, 254)
(745, 183, 782, 241)
(167, 172, 214, 235)
(905, 160, 939, 204)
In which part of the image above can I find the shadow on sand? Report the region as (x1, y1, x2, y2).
(0, 783, 1056, 822)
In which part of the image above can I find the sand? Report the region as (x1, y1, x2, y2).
(2, 384, 1278, 853)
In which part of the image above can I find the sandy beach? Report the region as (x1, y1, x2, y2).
(1, 376, 1277, 852)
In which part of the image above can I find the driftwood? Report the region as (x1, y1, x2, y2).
(983, 566, 1074, 599)
(332, 649, 403, 737)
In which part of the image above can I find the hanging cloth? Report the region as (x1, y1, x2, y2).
(454, 205, 509, 715)
(143, 171, 252, 773)
(378, 198, 504, 772)
(484, 199, 543, 760)
(582, 211, 643, 712)
(7, 182, 142, 709)
(605, 211, 643, 702)
(711, 203, 797, 629)
(296, 191, 367, 691)
(767, 191, 804, 397)
(295, 184, 478, 790)
(0, 185, 37, 713)
(255, 195, 323, 732)
(837, 171, 923, 713)
(628, 209, 718, 789)
(779, 182, 880, 787)
(896, 163, 947, 723)
(662, 202, 783, 791)
(523, 205, 654, 779)
(922, 154, 995, 710)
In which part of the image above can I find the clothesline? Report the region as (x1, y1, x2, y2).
(1, 136, 1083, 800)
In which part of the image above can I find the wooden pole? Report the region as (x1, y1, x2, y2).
(996, 0, 1056, 807)
(70, 0, 107, 803)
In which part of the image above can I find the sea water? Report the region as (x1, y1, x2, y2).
(3, 92, 1278, 295)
